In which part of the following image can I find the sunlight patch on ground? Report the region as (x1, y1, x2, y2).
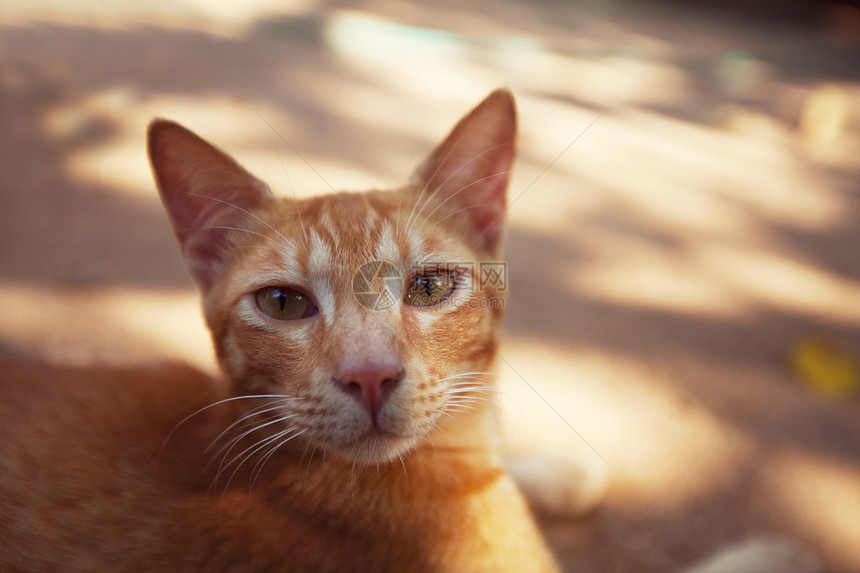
(697, 245, 860, 323)
(768, 449, 860, 568)
(504, 98, 859, 325)
(495, 340, 751, 509)
(0, 282, 214, 370)
(565, 243, 860, 323)
(41, 90, 385, 200)
(566, 109, 847, 231)
(324, 10, 691, 108)
(0, 0, 314, 35)
(566, 257, 749, 319)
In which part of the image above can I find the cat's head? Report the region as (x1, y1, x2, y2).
(148, 90, 516, 463)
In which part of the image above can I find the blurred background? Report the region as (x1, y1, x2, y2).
(1, 0, 859, 571)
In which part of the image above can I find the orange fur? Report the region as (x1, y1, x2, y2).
(0, 90, 560, 571)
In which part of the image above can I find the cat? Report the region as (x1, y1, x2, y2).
(0, 89, 563, 572)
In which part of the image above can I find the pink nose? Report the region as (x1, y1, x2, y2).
(335, 365, 403, 422)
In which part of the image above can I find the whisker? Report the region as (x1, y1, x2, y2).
(448, 396, 484, 406)
(438, 371, 493, 379)
(449, 392, 490, 401)
(445, 386, 494, 394)
(403, 117, 493, 236)
(204, 400, 294, 455)
(403, 130, 465, 236)
(427, 200, 501, 229)
(248, 428, 308, 492)
(208, 415, 296, 472)
(448, 398, 487, 409)
(162, 394, 297, 456)
(255, 111, 337, 194)
(446, 392, 493, 402)
(395, 155, 418, 240)
(412, 171, 510, 237)
(303, 444, 319, 482)
(405, 141, 510, 237)
(445, 381, 495, 390)
(436, 373, 493, 385)
(260, 121, 310, 249)
(214, 424, 298, 492)
(446, 404, 478, 413)
(204, 224, 291, 251)
(471, 111, 604, 247)
(445, 405, 477, 416)
(190, 193, 295, 252)
(223, 244, 282, 256)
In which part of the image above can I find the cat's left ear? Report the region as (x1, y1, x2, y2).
(411, 89, 516, 254)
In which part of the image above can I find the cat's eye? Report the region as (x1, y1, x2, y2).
(255, 286, 318, 321)
(404, 271, 457, 308)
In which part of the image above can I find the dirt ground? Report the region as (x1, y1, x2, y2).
(1, 1, 859, 571)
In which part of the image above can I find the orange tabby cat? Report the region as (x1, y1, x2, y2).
(0, 90, 561, 571)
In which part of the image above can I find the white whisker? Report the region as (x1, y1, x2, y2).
(191, 193, 295, 252)
(449, 398, 487, 409)
(214, 424, 298, 492)
(208, 415, 296, 472)
(209, 413, 296, 467)
(261, 121, 310, 249)
(403, 133, 462, 236)
(162, 394, 298, 457)
(204, 400, 294, 455)
(395, 155, 418, 240)
(412, 170, 510, 237)
(405, 141, 509, 237)
(204, 224, 291, 251)
(255, 111, 337, 194)
(248, 428, 308, 492)
(445, 385, 494, 395)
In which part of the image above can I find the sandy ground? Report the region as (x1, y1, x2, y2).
(2, 1, 860, 571)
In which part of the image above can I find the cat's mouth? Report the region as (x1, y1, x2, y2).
(320, 425, 424, 464)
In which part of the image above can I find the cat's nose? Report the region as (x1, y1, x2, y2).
(335, 365, 403, 422)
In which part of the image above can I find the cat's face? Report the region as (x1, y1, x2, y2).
(149, 90, 516, 463)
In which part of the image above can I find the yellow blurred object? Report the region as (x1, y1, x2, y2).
(791, 333, 860, 398)
(798, 84, 849, 159)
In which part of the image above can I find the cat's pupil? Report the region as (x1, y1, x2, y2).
(255, 286, 318, 321)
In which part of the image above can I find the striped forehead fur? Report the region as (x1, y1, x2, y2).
(305, 229, 337, 321)
(374, 220, 401, 266)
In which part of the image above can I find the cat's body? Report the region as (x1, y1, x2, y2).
(0, 361, 554, 572)
(0, 90, 561, 571)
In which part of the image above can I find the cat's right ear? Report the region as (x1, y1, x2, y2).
(148, 120, 273, 289)
(410, 89, 517, 255)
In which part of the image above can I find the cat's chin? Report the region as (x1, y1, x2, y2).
(322, 429, 422, 465)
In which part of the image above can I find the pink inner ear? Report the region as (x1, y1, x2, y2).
(412, 89, 517, 254)
(148, 119, 273, 289)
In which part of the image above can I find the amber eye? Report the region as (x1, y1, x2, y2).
(404, 271, 457, 308)
(255, 286, 318, 321)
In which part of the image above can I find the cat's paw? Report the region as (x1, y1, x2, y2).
(681, 537, 821, 573)
(506, 453, 608, 518)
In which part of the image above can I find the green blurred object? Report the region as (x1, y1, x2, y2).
(713, 50, 769, 95)
(791, 333, 860, 398)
